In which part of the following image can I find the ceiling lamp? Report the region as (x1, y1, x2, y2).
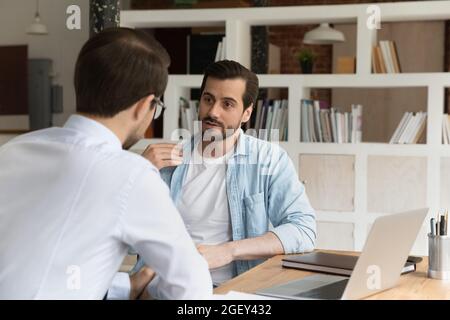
(303, 23, 344, 45)
(27, 0, 48, 35)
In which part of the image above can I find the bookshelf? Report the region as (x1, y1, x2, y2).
(122, 1, 450, 255)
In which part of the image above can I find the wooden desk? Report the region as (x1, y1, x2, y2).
(215, 250, 450, 299)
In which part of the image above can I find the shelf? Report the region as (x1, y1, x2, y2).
(372, 20, 446, 74)
(131, 139, 432, 156)
(130, 139, 450, 163)
(121, 1, 450, 255)
(439, 145, 450, 157)
(121, 2, 450, 28)
(167, 73, 450, 88)
(282, 142, 431, 156)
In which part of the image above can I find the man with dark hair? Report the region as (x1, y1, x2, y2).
(135, 60, 317, 290)
(0, 28, 212, 299)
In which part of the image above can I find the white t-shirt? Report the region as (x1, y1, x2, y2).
(178, 144, 234, 286)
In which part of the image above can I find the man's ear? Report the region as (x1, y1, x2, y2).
(241, 104, 253, 124)
(134, 94, 155, 120)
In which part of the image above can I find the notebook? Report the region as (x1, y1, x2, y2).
(282, 251, 418, 276)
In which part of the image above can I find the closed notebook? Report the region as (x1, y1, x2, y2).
(282, 251, 418, 276)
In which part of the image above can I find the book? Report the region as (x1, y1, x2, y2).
(443, 114, 450, 144)
(389, 112, 410, 144)
(330, 107, 337, 143)
(447, 115, 450, 144)
(254, 100, 263, 132)
(411, 113, 427, 144)
(241, 98, 289, 141)
(336, 56, 355, 74)
(390, 112, 427, 144)
(282, 251, 418, 276)
(372, 46, 380, 73)
(372, 41, 401, 74)
(300, 99, 363, 143)
(313, 101, 323, 143)
(376, 46, 387, 73)
(214, 41, 222, 62)
(301, 100, 310, 142)
(308, 101, 316, 142)
(351, 104, 362, 143)
(221, 36, 226, 60)
(279, 100, 289, 141)
(398, 112, 419, 144)
(389, 41, 401, 73)
(380, 41, 394, 73)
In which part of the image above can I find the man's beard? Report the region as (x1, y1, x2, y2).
(201, 117, 240, 141)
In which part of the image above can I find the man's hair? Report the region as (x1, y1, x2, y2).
(74, 27, 170, 117)
(199, 60, 259, 110)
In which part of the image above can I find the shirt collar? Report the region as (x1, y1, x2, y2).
(63, 114, 122, 150)
(234, 129, 249, 157)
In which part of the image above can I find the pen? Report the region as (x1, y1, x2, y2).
(430, 218, 436, 236)
(439, 215, 446, 236)
(445, 209, 449, 236)
(436, 215, 440, 236)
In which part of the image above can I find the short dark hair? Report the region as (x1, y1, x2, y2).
(74, 27, 170, 117)
(200, 60, 259, 110)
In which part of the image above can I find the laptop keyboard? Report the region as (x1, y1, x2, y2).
(294, 279, 349, 300)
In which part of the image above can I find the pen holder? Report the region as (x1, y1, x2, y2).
(428, 233, 450, 280)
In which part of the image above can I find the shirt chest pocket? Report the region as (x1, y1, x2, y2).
(243, 192, 268, 237)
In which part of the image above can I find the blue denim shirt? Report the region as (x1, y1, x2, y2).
(158, 130, 316, 276)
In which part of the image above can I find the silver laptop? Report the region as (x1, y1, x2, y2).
(257, 208, 428, 300)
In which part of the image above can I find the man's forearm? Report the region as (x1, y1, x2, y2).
(227, 232, 284, 261)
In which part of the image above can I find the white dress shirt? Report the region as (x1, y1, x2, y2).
(0, 115, 212, 299)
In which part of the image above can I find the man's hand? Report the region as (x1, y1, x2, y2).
(197, 243, 234, 269)
(129, 266, 155, 300)
(141, 143, 183, 170)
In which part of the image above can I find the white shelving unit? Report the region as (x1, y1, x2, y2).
(122, 1, 450, 255)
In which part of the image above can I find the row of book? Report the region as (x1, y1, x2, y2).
(179, 97, 429, 145)
(300, 99, 363, 143)
(372, 40, 402, 74)
(389, 111, 427, 144)
(245, 99, 289, 141)
(442, 114, 450, 144)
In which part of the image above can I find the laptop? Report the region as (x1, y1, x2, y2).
(257, 208, 429, 300)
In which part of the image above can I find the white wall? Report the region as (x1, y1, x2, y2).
(0, 0, 89, 134)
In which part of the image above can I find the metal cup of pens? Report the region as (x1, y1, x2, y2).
(428, 209, 450, 280)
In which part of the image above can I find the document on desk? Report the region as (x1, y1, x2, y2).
(213, 291, 283, 300)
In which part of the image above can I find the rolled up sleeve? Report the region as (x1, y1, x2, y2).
(268, 150, 316, 254)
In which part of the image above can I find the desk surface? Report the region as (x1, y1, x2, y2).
(215, 250, 450, 299)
